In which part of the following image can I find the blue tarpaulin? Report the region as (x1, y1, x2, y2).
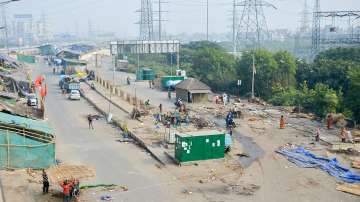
(276, 147, 360, 183)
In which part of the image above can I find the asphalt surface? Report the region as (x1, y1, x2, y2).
(38, 62, 186, 202)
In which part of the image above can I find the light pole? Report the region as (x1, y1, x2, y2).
(0, 0, 21, 54)
(251, 53, 256, 99)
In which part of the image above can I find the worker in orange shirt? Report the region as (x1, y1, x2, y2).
(60, 180, 73, 202)
(326, 114, 333, 129)
(280, 115, 286, 129)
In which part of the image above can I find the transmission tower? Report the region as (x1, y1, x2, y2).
(235, 0, 276, 51)
(294, 0, 311, 58)
(139, 0, 155, 40)
(311, 0, 360, 58)
(311, 0, 321, 56)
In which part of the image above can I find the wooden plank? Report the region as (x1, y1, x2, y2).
(352, 161, 360, 169)
(336, 183, 360, 196)
(331, 143, 360, 152)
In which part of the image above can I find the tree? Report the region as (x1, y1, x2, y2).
(345, 68, 360, 122)
(273, 51, 297, 87)
(237, 50, 278, 98)
(305, 83, 339, 117)
(188, 43, 237, 92)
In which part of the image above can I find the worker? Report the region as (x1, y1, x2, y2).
(60, 180, 73, 202)
(226, 111, 234, 129)
(326, 114, 333, 129)
(87, 114, 94, 130)
(340, 127, 347, 143)
(53, 67, 56, 75)
(280, 115, 286, 129)
(159, 103, 163, 113)
(145, 99, 150, 107)
(126, 77, 131, 85)
(185, 113, 190, 126)
(347, 130, 354, 143)
(42, 169, 49, 194)
(223, 93, 227, 106)
(229, 127, 233, 136)
(168, 90, 171, 99)
(315, 127, 320, 142)
(149, 80, 152, 88)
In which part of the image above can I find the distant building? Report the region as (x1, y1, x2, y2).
(175, 78, 211, 103)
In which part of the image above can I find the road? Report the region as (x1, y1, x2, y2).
(38, 62, 192, 202)
(92, 57, 176, 109)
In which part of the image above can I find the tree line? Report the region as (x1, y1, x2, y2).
(176, 41, 360, 122)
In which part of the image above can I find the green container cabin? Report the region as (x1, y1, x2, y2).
(175, 130, 225, 162)
(161, 76, 185, 90)
(136, 68, 155, 81)
(17, 54, 36, 64)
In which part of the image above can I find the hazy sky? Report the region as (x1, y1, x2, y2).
(7, 0, 360, 38)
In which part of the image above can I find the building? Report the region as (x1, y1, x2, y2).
(0, 112, 55, 169)
(175, 78, 211, 103)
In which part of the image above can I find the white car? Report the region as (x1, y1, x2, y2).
(27, 94, 38, 106)
(69, 90, 81, 100)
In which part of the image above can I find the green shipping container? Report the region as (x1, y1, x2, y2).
(175, 130, 225, 163)
(161, 76, 185, 90)
(136, 68, 155, 81)
(17, 54, 36, 64)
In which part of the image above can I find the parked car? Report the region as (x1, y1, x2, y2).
(69, 90, 81, 100)
(27, 94, 38, 106)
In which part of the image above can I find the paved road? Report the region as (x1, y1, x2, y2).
(38, 62, 188, 202)
(92, 57, 177, 110)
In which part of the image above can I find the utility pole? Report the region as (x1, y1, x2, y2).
(251, 53, 255, 99)
(206, 0, 209, 41)
(1, 6, 8, 54)
(232, 0, 237, 55)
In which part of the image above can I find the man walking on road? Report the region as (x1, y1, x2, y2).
(87, 114, 94, 130)
(42, 169, 49, 194)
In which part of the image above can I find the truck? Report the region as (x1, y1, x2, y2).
(59, 76, 80, 93)
(64, 81, 80, 93)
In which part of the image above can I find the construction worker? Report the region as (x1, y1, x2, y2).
(42, 169, 49, 194)
(340, 127, 347, 143)
(126, 77, 131, 85)
(315, 127, 320, 142)
(60, 180, 73, 202)
(168, 89, 171, 99)
(159, 103, 163, 113)
(87, 114, 94, 130)
(280, 115, 286, 129)
(326, 114, 333, 129)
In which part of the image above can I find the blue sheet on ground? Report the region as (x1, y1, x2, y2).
(276, 147, 360, 183)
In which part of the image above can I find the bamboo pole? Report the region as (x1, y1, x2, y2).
(6, 129, 9, 169)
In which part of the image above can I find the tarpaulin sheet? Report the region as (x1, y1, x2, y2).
(276, 147, 360, 183)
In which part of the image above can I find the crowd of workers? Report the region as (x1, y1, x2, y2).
(278, 113, 354, 143)
(42, 170, 80, 202)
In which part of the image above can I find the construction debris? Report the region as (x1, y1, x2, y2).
(228, 183, 260, 196)
(336, 183, 360, 196)
(331, 143, 360, 153)
(47, 164, 95, 183)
